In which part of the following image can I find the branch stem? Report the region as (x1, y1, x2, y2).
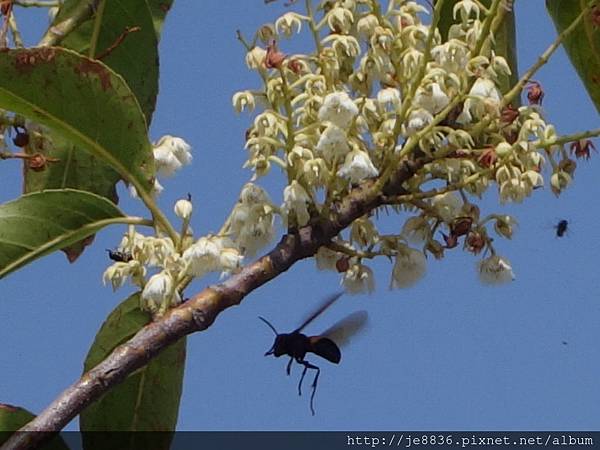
(38, 0, 99, 47)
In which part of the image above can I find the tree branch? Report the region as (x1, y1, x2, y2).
(1, 157, 429, 450)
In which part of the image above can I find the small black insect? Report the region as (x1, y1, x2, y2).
(554, 219, 569, 238)
(260, 292, 367, 415)
(106, 249, 133, 263)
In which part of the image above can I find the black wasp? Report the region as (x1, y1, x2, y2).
(259, 292, 367, 415)
(554, 219, 569, 238)
(106, 249, 133, 263)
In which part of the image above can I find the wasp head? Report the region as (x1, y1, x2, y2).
(259, 316, 289, 357)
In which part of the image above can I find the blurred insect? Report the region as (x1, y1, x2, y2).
(554, 219, 569, 238)
(106, 249, 133, 263)
(259, 292, 368, 415)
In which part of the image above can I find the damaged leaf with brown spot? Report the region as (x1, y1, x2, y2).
(0, 47, 155, 194)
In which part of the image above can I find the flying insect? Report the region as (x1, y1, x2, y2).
(554, 219, 569, 238)
(259, 292, 368, 415)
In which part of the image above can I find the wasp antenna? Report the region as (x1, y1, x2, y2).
(258, 316, 278, 335)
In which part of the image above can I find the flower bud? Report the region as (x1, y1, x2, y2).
(494, 215, 517, 239)
(174, 199, 193, 221)
(257, 24, 276, 43)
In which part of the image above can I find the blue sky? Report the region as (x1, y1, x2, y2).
(1, 1, 600, 431)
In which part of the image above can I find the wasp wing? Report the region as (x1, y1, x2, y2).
(309, 337, 341, 364)
(319, 310, 368, 348)
(294, 291, 344, 333)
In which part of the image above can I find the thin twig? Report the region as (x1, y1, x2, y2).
(38, 0, 99, 46)
(502, 1, 593, 107)
(8, 12, 23, 48)
(95, 26, 141, 60)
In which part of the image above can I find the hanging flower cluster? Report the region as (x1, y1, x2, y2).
(103, 192, 246, 315)
(229, 0, 582, 292)
(101, 0, 597, 310)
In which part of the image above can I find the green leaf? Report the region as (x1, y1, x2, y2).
(437, 0, 520, 101)
(0, 189, 124, 278)
(0, 47, 155, 193)
(23, 132, 121, 262)
(0, 404, 70, 450)
(55, 0, 161, 122)
(80, 293, 186, 450)
(547, 0, 600, 114)
(23, 1, 174, 259)
(147, 0, 175, 38)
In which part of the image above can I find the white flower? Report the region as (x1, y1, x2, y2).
(377, 88, 402, 111)
(140, 237, 174, 268)
(246, 46, 266, 70)
(406, 108, 433, 135)
(282, 180, 312, 227)
(218, 248, 243, 277)
(231, 205, 275, 256)
(453, 0, 480, 22)
(232, 91, 256, 114)
(478, 255, 515, 285)
(415, 82, 449, 114)
(550, 171, 572, 195)
(315, 246, 342, 271)
(318, 91, 359, 129)
(327, 6, 354, 34)
(470, 78, 501, 102)
(495, 142, 513, 158)
(102, 260, 145, 291)
(275, 12, 303, 37)
(401, 216, 430, 244)
(459, 78, 502, 124)
(316, 124, 350, 160)
(239, 183, 270, 205)
(153, 145, 181, 177)
(230, 184, 276, 256)
(303, 158, 330, 187)
(153, 135, 192, 177)
(129, 179, 164, 198)
(391, 247, 427, 289)
(337, 149, 379, 184)
(357, 14, 379, 38)
(522, 170, 543, 189)
(117, 227, 146, 255)
(342, 263, 375, 294)
(182, 236, 224, 277)
(141, 271, 175, 305)
(432, 192, 462, 222)
(174, 199, 193, 221)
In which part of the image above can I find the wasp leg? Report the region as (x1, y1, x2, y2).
(286, 357, 293, 376)
(297, 360, 320, 415)
(298, 363, 308, 396)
